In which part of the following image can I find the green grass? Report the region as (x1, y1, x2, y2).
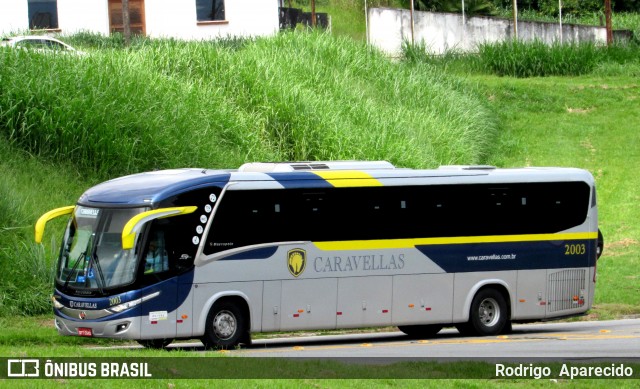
(483, 40, 640, 77)
(0, 142, 93, 316)
(477, 40, 603, 77)
(402, 39, 640, 78)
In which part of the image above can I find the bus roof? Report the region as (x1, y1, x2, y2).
(77, 164, 594, 207)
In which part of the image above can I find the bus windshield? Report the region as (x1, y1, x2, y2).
(56, 206, 147, 292)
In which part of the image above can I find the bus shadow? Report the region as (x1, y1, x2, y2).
(165, 322, 585, 352)
(166, 329, 462, 352)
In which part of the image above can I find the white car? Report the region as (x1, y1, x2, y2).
(0, 35, 84, 55)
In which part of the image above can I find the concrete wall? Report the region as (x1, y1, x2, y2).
(368, 7, 609, 56)
(2, 0, 279, 39)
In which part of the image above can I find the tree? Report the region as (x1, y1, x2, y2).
(409, 0, 497, 16)
(122, 0, 131, 46)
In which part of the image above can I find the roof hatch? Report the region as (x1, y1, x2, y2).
(238, 161, 395, 173)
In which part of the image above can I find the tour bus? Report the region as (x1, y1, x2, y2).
(36, 161, 603, 348)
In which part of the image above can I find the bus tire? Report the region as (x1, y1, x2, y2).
(458, 288, 509, 336)
(202, 300, 247, 349)
(137, 338, 173, 349)
(398, 324, 443, 339)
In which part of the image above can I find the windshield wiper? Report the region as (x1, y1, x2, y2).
(63, 251, 85, 291)
(89, 253, 106, 295)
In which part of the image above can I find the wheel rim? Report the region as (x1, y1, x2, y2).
(213, 310, 237, 340)
(478, 297, 500, 327)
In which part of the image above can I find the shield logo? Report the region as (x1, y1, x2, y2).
(287, 249, 306, 277)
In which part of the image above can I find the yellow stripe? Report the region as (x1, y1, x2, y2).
(313, 171, 382, 187)
(313, 232, 598, 251)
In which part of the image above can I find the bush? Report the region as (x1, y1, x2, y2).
(477, 40, 603, 77)
(476, 39, 640, 77)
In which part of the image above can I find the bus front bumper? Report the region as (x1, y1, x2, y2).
(54, 314, 142, 340)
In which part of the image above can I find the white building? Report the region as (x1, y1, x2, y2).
(1, 0, 280, 39)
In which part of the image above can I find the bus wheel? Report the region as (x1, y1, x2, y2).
(458, 288, 508, 336)
(202, 301, 247, 349)
(137, 338, 173, 349)
(398, 324, 443, 339)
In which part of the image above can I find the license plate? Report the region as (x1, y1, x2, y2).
(77, 327, 93, 337)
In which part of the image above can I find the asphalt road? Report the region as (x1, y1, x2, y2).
(96, 318, 640, 359)
(233, 319, 640, 358)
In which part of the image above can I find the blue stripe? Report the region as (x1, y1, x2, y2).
(217, 246, 279, 261)
(417, 239, 597, 273)
(267, 172, 333, 189)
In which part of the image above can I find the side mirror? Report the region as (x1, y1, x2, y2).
(35, 206, 75, 243)
(121, 206, 198, 250)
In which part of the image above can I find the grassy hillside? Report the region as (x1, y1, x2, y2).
(1, 33, 495, 177)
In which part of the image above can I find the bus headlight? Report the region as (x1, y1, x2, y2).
(109, 298, 142, 313)
(108, 291, 160, 313)
(51, 296, 64, 309)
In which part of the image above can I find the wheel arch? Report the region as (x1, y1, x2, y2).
(459, 280, 513, 323)
(196, 291, 252, 336)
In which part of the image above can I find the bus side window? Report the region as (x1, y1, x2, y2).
(143, 230, 167, 274)
(360, 187, 408, 240)
(204, 189, 292, 254)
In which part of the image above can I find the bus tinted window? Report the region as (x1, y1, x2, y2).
(203, 182, 590, 255)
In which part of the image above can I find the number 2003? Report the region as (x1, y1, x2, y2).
(565, 244, 586, 255)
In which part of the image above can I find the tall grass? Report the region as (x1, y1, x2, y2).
(402, 40, 484, 73)
(0, 243, 54, 316)
(0, 178, 54, 316)
(477, 39, 604, 77)
(0, 141, 89, 316)
(0, 32, 497, 179)
(402, 39, 640, 78)
(477, 39, 640, 77)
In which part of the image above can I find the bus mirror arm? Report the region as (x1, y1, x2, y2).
(35, 206, 75, 243)
(121, 206, 198, 250)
